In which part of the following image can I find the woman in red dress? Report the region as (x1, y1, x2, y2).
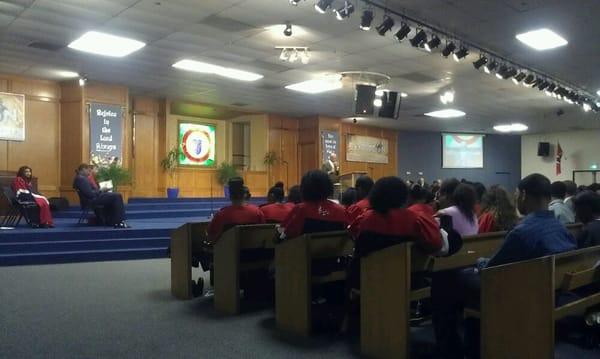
(11, 166, 54, 228)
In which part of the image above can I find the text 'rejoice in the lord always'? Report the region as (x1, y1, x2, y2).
(90, 103, 123, 165)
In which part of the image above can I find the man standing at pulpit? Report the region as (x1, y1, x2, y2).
(322, 153, 340, 184)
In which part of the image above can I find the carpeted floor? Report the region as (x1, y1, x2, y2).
(1, 259, 597, 358)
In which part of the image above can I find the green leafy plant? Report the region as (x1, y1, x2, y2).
(216, 162, 240, 185)
(263, 151, 278, 167)
(160, 146, 179, 184)
(96, 164, 131, 190)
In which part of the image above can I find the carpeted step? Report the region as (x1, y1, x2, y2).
(127, 197, 267, 204)
(52, 208, 215, 219)
(0, 247, 167, 266)
(1, 228, 172, 242)
(0, 237, 169, 254)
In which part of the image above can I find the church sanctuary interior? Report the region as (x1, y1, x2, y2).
(3, 0, 600, 358)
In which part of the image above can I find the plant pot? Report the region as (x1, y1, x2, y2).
(223, 184, 230, 199)
(167, 187, 179, 199)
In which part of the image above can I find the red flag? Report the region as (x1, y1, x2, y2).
(556, 142, 563, 175)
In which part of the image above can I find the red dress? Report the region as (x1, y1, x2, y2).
(11, 176, 53, 226)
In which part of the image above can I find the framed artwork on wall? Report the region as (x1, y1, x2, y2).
(0, 92, 25, 141)
(178, 122, 216, 167)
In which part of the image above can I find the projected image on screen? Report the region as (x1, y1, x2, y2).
(442, 134, 484, 168)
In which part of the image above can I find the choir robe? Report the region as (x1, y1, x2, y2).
(11, 176, 53, 226)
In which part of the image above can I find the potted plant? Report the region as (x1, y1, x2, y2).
(216, 162, 240, 198)
(160, 147, 180, 199)
(96, 164, 131, 191)
(263, 151, 278, 186)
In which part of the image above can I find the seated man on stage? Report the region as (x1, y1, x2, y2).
(260, 186, 292, 223)
(11, 166, 54, 228)
(73, 164, 128, 228)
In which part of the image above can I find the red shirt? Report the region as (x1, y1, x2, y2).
(350, 208, 442, 253)
(207, 204, 265, 243)
(260, 203, 293, 223)
(11, 176, 31, 192)
(88, 174, 99, 190)
(346, 198, 370, 223)
(280, 200, 349, 239)
(408, 203, 435, 218)
(285, 202, 297, 210)
(478, 211, 497, 234)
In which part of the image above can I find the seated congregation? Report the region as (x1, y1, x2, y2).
(191, 170, 600, 358)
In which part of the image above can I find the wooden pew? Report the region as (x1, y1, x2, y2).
(213, 224, 277, 314)
(170, 222, 209, 300)
(479, 245, 600, 359)
(275, 231, 353, 336)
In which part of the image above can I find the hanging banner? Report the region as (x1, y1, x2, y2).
(178, 122, 216, 167)
(321, 130, 339, 163)
(0, 92, 25, 141)
(346, 135, 389, 164)
(89, 103, 123, 166)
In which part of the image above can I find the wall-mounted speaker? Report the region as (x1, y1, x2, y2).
(537, 142, 550, 157)
(354, 84, 376, 115)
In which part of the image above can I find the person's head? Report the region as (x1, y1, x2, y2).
(564, 180, 577, 197)
(301, 170, 333, 202)
(516, 173, 552, 215)
(329, 153, 337, 162)
(274, 181, 284, 189)
(453, 183, 477, 223)
(17, 166, 32, 180)
(341, 187, 358, 207)
(77, 163, 90, 176)
(481, 185, 518, 230)
(370, 177, 408, 214)
(589, 183, 600, 194)
(573, 191, 600, 224)
(287, 185, 302, 204)
(355, 175, 374, 201)
(577, 185, 589, 194)
(550, 181, 567, 200)
(473, 182, 486, 203)
(228, 177, 245, 203)
(408, 184, 426, 205)
(438, 178, 460, 209)
(267, 186, 284, 204)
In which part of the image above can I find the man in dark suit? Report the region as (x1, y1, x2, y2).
(73, 163, 128, 228)
(321, 153, 339, 184)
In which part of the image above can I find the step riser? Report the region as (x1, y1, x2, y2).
(0, 249, 167, 266)
(0, 238, 169, 254)
(53, 211, 212, 219)
(3, 229, 172, 242)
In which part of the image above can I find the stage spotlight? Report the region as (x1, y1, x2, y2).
(546, 84, 556, 92)
(583, 103, 592, 112)
(78, 76, 87, 86)
(360, 9, 374, 30)
(410, 29, 427, 48)
(284, 22, 293, 36)
(376, 15, 395, 36)
(495, 65, 508, 79)
(503, 67, 517, 79)
(315, 0, 334, 13)
(453, 47, 469, 62)
(472, 56, 488, 70)
(289, 0, 302, 5)
(537, 81, 550, 91)
(394, 23, 411, 42)
(441, 42, 456, 58)
(424, 35, 441, 52)
(523, 74, 535, 86)
(334, 1, 355, 20)
(483, 61, 497, 74)
(512, 72, 526, 84)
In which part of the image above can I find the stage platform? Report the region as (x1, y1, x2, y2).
(0, 197, 265, 266)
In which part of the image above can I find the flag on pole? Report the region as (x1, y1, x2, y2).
(556, 142, 563, 175)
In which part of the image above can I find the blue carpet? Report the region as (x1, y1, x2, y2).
(0, 197, 264, 266)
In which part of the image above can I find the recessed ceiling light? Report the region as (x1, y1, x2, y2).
(424, 109, 465, 118)
(265, 24, 307, 37)
(68, 31, 146, 57)
(400, 92, 408, 97)
(597, 90, 600, 96)
(493, 123, 528, 133)
(375, 89, 385, 96)
(285, 77, 342, 94)
(172, 59, 263, 81)
(516, 28, 568, 50)
(55, 70, 79, 78)
(373, 98, 383, 107)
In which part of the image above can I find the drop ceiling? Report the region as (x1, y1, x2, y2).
(0, 0, 598, 133)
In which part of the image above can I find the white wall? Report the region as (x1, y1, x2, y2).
(522, 130, 600, 183)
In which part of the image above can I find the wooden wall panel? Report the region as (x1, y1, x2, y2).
(173, 169, 268, 197)
(298, 116, 319, 176)
(131, 97, 160, 197)
(268, 114, 300, 188)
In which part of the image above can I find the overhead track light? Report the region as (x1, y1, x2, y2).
(78, 76, 87, 86)
(453, 47, 469, 62)
(410, 29, 427, 48)
(314, 0, 334, 13)
(284, 22, 293, 36)
(472, 56, 488, 70)
(376, 15, 395, 36)
(483, 60, 497, 74)
(334, 1, 355, 20)
(523, 74, 535, 86)
(512, 72, 526, 84)
(441, 42, 456, 58)
(424, 35, 441, 52)
(394, 23, 411, 42)
(537, 81, 550, 91)
(360, 9, 374, 30)
(495, 65, 508, 79)
(289, 0, 302, 5)
(502, 67, 517, 79)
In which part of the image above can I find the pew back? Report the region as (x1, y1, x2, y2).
(170, 222, 209, 300)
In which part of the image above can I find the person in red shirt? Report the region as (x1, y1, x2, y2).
(11, 166, 54, 228)
(207, 177, 265, 244)
(279, 170, 349, 240)
(407, 184, 436, 218)
(478, 185, 518, 233)
(260, 186, 292, 223)
(346, 175, 374, 223)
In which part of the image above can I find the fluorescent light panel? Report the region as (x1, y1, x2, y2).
(285, 78, 342, 94)
(493, 123, 528, 133)
(172, 59, 263, 81)
(424, 109, 465, 118)
(516, 28, 567, 50)
(68, 31, 146, 57)
(55, 70, 79, 78)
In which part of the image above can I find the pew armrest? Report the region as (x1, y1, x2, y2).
(554, 292, 600, 320)
(559, 267, 600, 291)
(410, 287, 431, 301)
(311, 270, 346, 284)
(464, 308, 481, 319)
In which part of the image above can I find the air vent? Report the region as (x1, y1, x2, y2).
(231, 102, 249, 107)
(199, 15, 256, 32)
(395, 72, 438, 83)
(27, 41, 64, 51)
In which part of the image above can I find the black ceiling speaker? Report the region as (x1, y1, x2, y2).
(354, 84, 376, 115)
